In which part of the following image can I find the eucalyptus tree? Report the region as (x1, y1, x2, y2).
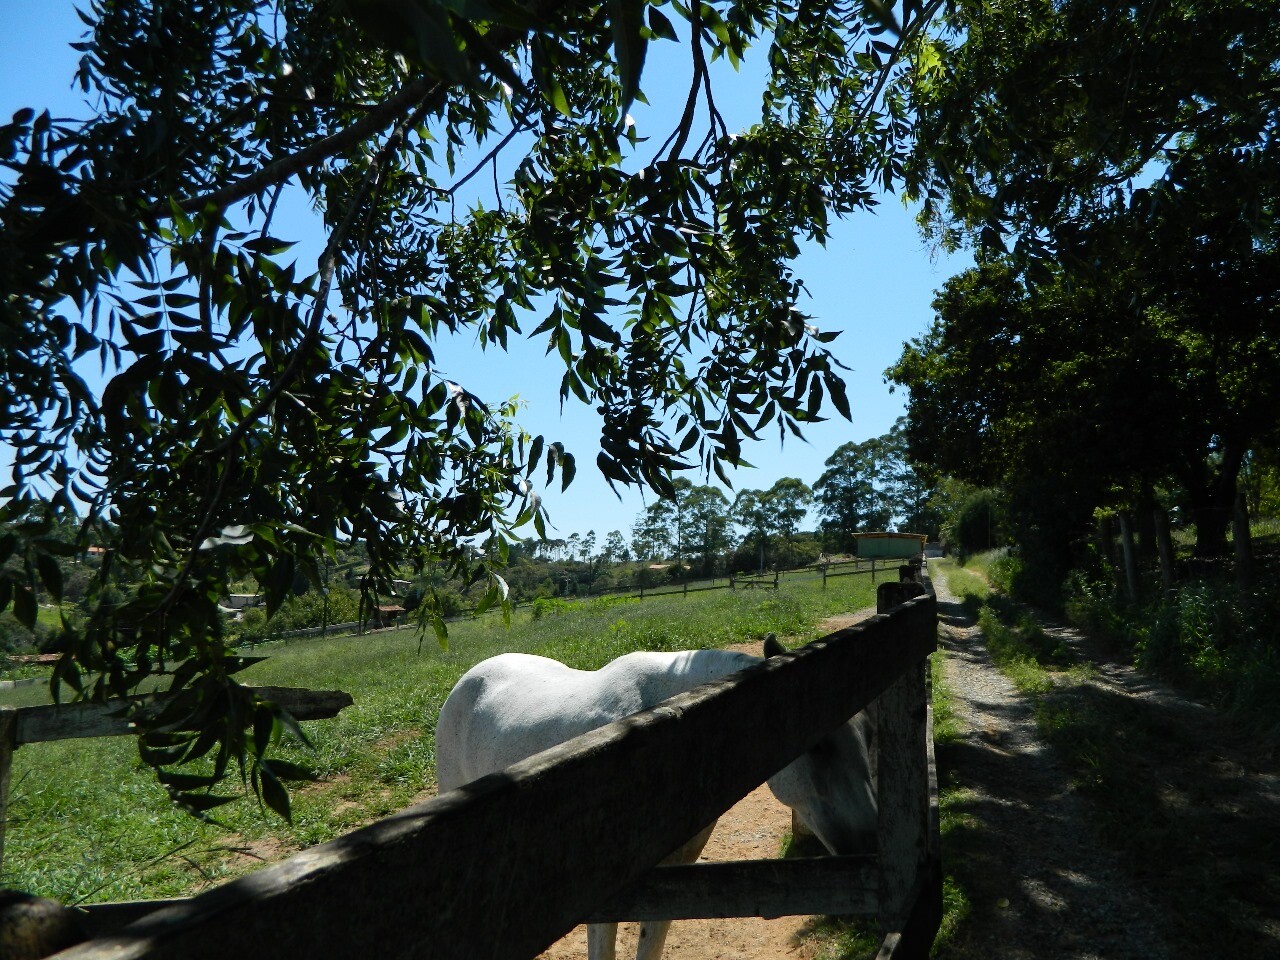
(732, 476, 812, 572)
(0, 0, 942, 814)
(601, 529, 630, 564)
(678, 484, 732, 577)
(814, 436, 891, 550)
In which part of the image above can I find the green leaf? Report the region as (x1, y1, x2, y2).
(257, 762, 292, 822)
(35, 551, 63, 603)
(609, 0, 649, 113)
(242, 236, 295, 255)
(158, 771, 221, 791)
(648, 7, 678, 41)
(174, 792, 238, 814)
(13, 586, 36, 629)
(527, 435, 545, 477)
(547, 76, 571, 117)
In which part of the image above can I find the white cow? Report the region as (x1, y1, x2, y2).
(434, 635, 878, 960)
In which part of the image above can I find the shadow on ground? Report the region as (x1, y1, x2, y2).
(931, 591, 1280, 960)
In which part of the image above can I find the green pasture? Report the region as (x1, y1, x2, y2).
(2, 573, 879, 906)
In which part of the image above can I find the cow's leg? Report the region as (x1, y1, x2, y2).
(588, 923, 618, 960)
(633, 824, 715, 960)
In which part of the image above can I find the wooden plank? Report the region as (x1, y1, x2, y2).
(14, 687, 353, 746)
(876, 659, 929, 931)
(585, 855, 879, 922)
(96, 856, 884, 932)
(0, 706, 16, 874)
(54, 594, 936, 960)
(78, 901, 190, 937)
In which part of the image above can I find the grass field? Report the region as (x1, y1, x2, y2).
(2, 573, 881, 906)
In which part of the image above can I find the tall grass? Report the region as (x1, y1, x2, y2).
(2, 574, 878, 905)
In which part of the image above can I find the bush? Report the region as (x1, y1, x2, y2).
(1066, 564, 1280, 734)
(530, 597, 573, 621)
(945, 489, 1006, 559)
(235, 606, 269, 644)
(268, 586, 364, 634)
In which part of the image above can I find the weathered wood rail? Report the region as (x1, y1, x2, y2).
(48, 578, 939, 960)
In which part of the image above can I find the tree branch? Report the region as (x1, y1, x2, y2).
(175, 75, 445, 215)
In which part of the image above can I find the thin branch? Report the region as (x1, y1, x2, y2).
(175, 75, 444, 215)
(447, 107, 536, 197)
(851, 0, 948, 132)
(657, 4, 705, 162)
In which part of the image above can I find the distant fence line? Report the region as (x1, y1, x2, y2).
(249, 556, 918, 647)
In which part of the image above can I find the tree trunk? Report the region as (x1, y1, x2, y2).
(1118, 512, 1139, 603)
(1185, 440, 1247, 558)
(1234, 489, 1254, 589)
(1097, 515, 1116, 589)
(1154, 508, 1177, 592)
(1193, 502, 1232, 558)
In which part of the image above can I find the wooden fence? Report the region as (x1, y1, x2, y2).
(0, 686, 353, 877)
(253, 555, 916, 646)
(43, 569, 939, 960)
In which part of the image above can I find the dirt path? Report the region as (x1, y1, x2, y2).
(930, 571, 1174, 959)
(931, 566, 1280, 960)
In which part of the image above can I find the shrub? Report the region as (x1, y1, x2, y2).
(269, 586, 364, 634)
(530, 597, 574, 621)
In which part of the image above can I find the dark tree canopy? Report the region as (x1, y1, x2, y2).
(891, 0, 1280, 566)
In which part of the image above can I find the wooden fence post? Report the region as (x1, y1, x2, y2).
(0, 706, 16, 876)
(876, 657, 929, 934)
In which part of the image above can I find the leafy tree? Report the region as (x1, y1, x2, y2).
(895, 0, 1280, 569)
(731, 477, 812, 572)
(944, 488, 1005, 559)
(678, 485, 732, 577)
(815, 436, 892, 549)
(631, 500, 675, 562)
(600, 529, 630, 564)
(3, 0, 945, 814)
(903, 0, 1280, 266)
(878, 419, 939, 535)
(814, 419, 937, 547)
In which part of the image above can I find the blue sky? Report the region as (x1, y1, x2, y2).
(1, 4, 971, 545)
